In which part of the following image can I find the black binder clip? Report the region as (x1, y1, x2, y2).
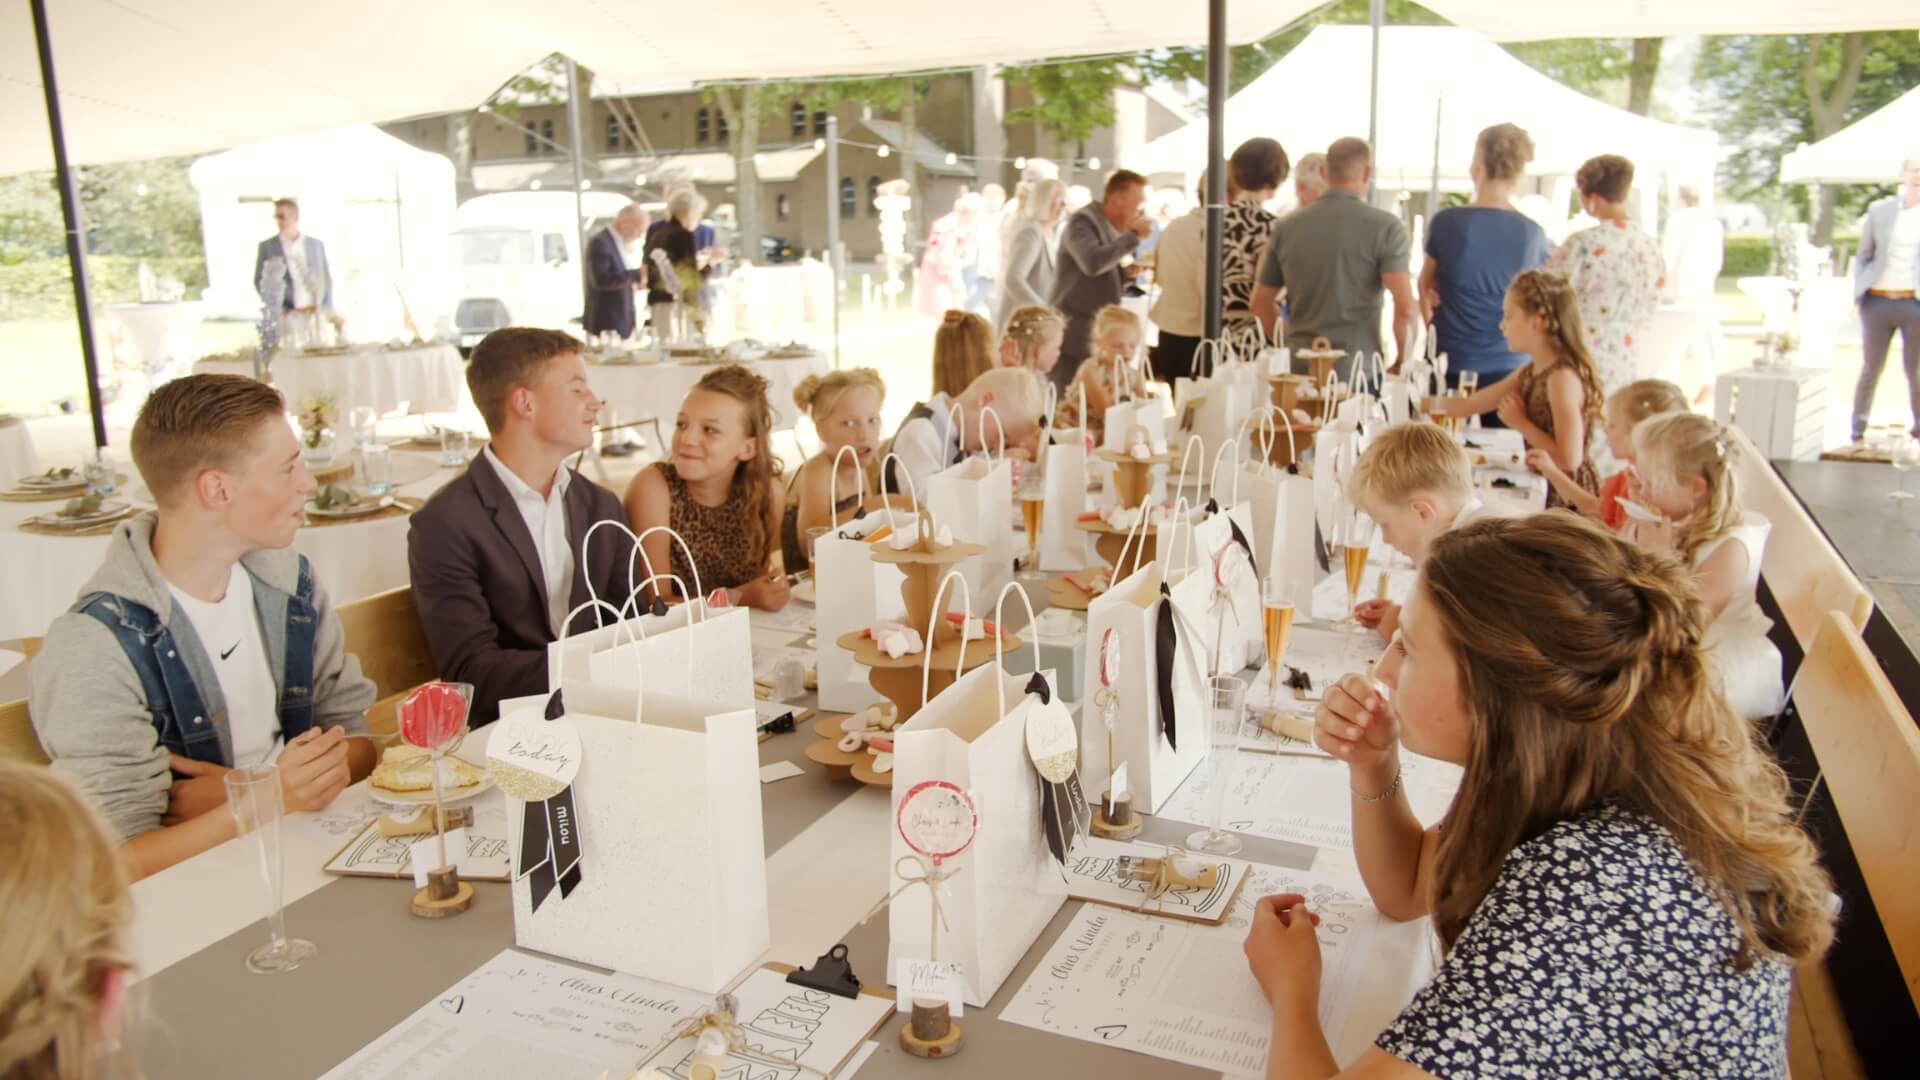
(786, 943, 862, 999)
(758, 710, 796, 736)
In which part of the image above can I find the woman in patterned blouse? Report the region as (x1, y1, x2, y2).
(1223, 137, 1291, 340)
(1244, 513, 1834, 1079)
(1546, 155, 1667, 400)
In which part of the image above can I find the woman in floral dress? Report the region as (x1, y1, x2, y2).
(1547, 155, 1666, 399)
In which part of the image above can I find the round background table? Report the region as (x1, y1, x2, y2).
(0, 416, 39, 491)
(196, 343, 466, 418)
(586, 351, 830, 433)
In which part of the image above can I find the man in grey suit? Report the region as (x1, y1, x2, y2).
(253, 198, 333, 317)
(1048, 169, 1153, 392)
(1851, 153, 1920, 441)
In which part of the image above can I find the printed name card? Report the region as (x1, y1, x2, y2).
(897, 959, 966, 1015)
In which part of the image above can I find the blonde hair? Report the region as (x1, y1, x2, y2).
(1474, 123, 1535, 182)
(0, 764, 134, 1080)
(667, 188, 706, 221)
(1001, 306, 1064, 367)
(1348, 422, 1473, 509)
(963, 367, 1046, 431)
(1633, 411, 1739, 562)
(1090, 305, 1143, 354)
(931, 310, 994, 399)
(792, 367, 885, 427)
(1509, 269, 1605, 435)
(1608, 378, 1688, 426)
(1421, 514, 1834, 966)
(690, 365, 783, 568)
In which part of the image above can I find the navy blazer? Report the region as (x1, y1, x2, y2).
(583, 226, 644, 337)
(254, 234, 332, 311)
(406, 457, 635, 723)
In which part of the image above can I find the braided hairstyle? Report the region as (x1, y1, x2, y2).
(1632, 411, 1740, 562)
(691, 364, 784, 569)
(0, 764, 133, 1080)
(931, 310, 993, 399)
(1418, 514, 1833, 966)
(1000, 306, 1064, 370)
(1508, 269, 1605, 435)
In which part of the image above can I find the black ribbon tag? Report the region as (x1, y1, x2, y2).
(517, 688, 586, 912)
(1156, 583, 1179, 750)
(1024, 672, 1052, 703)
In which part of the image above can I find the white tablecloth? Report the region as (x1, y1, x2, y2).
(0, 418, 38, 491)
(197, 343, 466, 418)
(0, 451, 455, 643)
(1736, 276, 1856, 370)
(586, 352, 831, 432)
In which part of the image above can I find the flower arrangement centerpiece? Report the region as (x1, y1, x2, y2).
(297, 395, 338, 465)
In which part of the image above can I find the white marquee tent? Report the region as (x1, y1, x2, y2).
(1780, 85, 1920, 185)
(1124, 26, 1718, 208)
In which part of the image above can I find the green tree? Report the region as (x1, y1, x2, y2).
(1000, 57, 1135, 187)
(802, 77, 930, 240)
(1695, 31, 1920, 241)
(703, 81, 804, 262)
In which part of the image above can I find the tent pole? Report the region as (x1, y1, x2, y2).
(826, 114, 841, 370)
(564, 56, 591, 308)
(1367, 0, 1383, 202)
(30, 0, 108, 451)
(1202, 0, 1226, 342)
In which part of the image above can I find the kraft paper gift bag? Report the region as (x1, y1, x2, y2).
(508, 612, 767, 994)
(1078, 560, 1207, 816)
(927, 435, 1015, 605)
(1241, 411, 1318, 618)
(886, 579, 1069, 1007)
(812, 450, 910, 712)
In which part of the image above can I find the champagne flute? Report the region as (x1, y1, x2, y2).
(225, 764, 317, 974)
(1018, 472, 1046, 578)
(1187, 674, 1250, 855)
(1336, 509, 1377, 632)
(1457, 371, 1480, 432)
(1261, 574, 1296, 716)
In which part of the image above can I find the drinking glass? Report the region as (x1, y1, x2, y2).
(84, 448, 117, 498)
(1891, 434, 1919, 500)
(1018, 472, 1046, 578)
(359, 444, 393, 497)
(439, 426, 470, 467)
(349, 406, 378, 450)
(1335, 510, 1377, 630)
(224, 764, 317, 974)
(1188, 674, 1250, 855)
(1457, 371, 1481, 431)
(1260, 574, 1296, 714)
(805, 525, 829, 564)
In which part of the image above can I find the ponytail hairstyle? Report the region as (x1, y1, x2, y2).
(792, 366, 886, 429)
(1419, 514, 1834, 966)
(1508, 269, 1604, 434)
(0, 764, 134, 1080)
(1001, 306, 1065, 369)
(1632, 411, 1740, 562)
(691, 364, 784, 568)
(931, 310, 994, 399)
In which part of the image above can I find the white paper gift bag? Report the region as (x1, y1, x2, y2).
(926, 421, 1015, 603)
(1078, 560, 1207, 816)
(508, 613, 768, 994)
(1242, 411, 1318, 616)
(886, 577, 1069, 1008)
(814, 452, 911, 712)
(1037, 429, 1093, 572)
(1189, 444, 1263, 672)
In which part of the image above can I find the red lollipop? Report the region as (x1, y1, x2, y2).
(399, 681, 472, 752)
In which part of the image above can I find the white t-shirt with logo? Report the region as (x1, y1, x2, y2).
(168, 564, 279, 768)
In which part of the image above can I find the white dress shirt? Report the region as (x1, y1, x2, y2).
(1872, 201, 1920, 293)
(889, 392, 959, 497)
(280, 231, 314, 309)
(1149, 209, 1207, 337)
(484, 447, 575, 637)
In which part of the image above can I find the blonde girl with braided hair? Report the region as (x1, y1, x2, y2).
(995, 305, 1064, 381)
(930, 309, 994, 399)
(779, 367, 895, 573)
(1427, 268, 1605, 510)
(0, 763, 135, 1080)
(1629, 411, 1785, 720)
(625, 363, 789, 611)
(1055, 305, 1149, 441)
(1248, 513, 1831, 1077)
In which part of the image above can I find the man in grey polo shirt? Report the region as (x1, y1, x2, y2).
(1252, 137, 1417, 379)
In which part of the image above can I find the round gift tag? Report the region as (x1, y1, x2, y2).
(1024, 694, 1078, 783)
(485, 714, 583, 802)
(1214, 538, 1250, 589)
(895, 780, 978, 861)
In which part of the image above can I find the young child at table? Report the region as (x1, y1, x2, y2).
(996, 305, 1065, 397)
(1426, 269, 1604, 511)
(408, 327, 636, 726)
(0, 763, 135, 1078)
(1629, 411, 1785, 721)
(1251, 513, 1831, 1077)
(1054, 305, 1150, 441)
(626, 364, 790, 611)
(30, 374, 375, 880)
(1528, 377, 1688, 530)
(882, 367, 1046, 497)
(780, 367, 889, 574)
(931, 309, 994, 399)
(1347, 422, 1514, 641)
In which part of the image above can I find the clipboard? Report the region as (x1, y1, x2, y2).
(320, 817, 512, 882)
(635, 963, 895, 1078)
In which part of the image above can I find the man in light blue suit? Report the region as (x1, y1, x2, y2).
(253, 197, 333, 317)
(1850, 154, 1920, 441)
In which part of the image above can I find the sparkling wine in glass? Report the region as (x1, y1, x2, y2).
(225, 764, 317, 974)
(1188, 674, 1250, 855)
(1018, 473, 1046, 578)
(1261, 574, 1295, 713)
(1457, 371, 1481, 431)
(1337, 511, 1377, 630)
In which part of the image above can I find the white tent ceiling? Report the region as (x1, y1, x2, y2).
(1421, 1, 1915, 42)
(1124, 27, 1718, 191)
(0, 0, 1321, 176)
(1780, 85, 1920, 185)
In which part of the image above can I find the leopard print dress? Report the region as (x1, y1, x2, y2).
(1519, 364, 1598, 511)
(654, 461, 764, 595)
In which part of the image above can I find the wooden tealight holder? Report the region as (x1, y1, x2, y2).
(1069, 444, 1172, 571)
(412, 866, 474, 918)
(901, 999, 964, 1058)
(1089, 792, 1144, 840)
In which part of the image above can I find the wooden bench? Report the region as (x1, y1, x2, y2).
(1727, 426, 1873, 650)
(0, 697, 48, 766)
(333, 586, 437, 741)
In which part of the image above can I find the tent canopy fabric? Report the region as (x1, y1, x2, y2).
(1, 0, 1320, 176)
(1780, 86, 1920, 185)
(1421, 1, 1915, 42)
(1123, 26, 1718, 195)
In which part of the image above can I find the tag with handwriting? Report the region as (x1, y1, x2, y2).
(897, 958, 966, 1016)
(486, 714, 582, 802)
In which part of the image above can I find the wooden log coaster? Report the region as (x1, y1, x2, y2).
(411, 866, 474, 918)
(900, 999, 964, 1058)
(1089, 793, 1144, 840)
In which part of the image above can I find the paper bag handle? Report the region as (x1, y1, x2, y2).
(580, 518, 644, 626)
(556, 598, 647, 723)
(1210, 437, 1243, 506)
(875, 451, 923, 540)
(1191, 337, 1224, 380)
(1162, 495, 1199, 575)
(826, 443, 869, 525)
(945, 401, 966, 455)
(1108, 495, 1156, 579)
(1042, 380, 1058, 431)
(1173, 432, 1204, 497)
(978, 405, 1006, 462)
(633, 525, 707, 611)
(919, 569, 974, 707)
(992, 581, 1041, 719)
